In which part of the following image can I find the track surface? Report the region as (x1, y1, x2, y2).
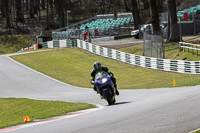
(1, 54, 200, 133)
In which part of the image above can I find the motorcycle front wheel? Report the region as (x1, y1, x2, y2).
(103, 90, 113, 105)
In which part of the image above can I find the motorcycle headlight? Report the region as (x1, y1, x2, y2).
(102, 78, 107, 83)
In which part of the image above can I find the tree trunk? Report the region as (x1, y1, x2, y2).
(37, 0, 41, 19)
(157, 0, 163, 12)
(149, 0, 160, 34)
(0, 0, 5, 18)
(30, 0, 34, 18)
(5, 0, 11, 29)
(41, 0, 45, 9)
(167, 0, 180, 42)
(50, 0, 53, 19)
(26, 0, 29, 10)
(124, 0, 130, 11)
(131, 0, 140, 30)
(117, 0, 121, 12)
(142, 0, 149, 10)
(113, 0, 117, 20)
(57, 0, 65, 27)
(16, 0, 24, 24)
(46, 0, 49, 29)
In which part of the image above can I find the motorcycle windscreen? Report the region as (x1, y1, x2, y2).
(95, 72, 108, 84)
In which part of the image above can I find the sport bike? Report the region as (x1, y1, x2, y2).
(94, 72, 116, 105)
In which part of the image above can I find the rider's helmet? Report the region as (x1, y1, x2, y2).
(93, 62, 102, 72)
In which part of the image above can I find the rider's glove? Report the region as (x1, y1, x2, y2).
(90, 80, 95, 85)
(110, 72, 114, 77)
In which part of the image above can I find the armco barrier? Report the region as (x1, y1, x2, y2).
(17, 44, 39, 52)
(42, 40, 77, 48)
(77, 39, 200, 74)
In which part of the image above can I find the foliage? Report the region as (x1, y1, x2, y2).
(0, 35, 31, 54)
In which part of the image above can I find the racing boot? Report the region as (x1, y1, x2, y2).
(116, 89, 119, 95)
(115, 84, 119, 95)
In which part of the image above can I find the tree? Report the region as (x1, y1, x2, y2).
(4, 0, 12, 29)
(30, 0, 34, 18)
(41, 0, 45, 9)
(131, 0, 140, 30)
(142, 0, 149, 10)
(56, 0, 65, 28)
(124, 0, 131, 11)
(113, 0, 117, 20)
(26, 0, 29, 10)
(95, 0, 112, 14)
(149, 0, 160, 34)
(50, 0, 53, 19)
(167, 0, 180, 42)
(0, 0, 5, 18)
(157, 0, 164, 12)
(16, 0, 24, 24)
(46, 0, 49, 29)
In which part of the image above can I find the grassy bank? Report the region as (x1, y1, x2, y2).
(11, 48, 200, 89)
(194, 130, 200, 133)
(0, 98, 95, 129)
(0, 35, 31, 54)
(119, 42, 200, 61)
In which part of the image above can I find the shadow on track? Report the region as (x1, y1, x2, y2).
(106, 101, 132, 106)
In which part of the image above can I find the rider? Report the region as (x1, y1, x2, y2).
(90, 62, 119, 95)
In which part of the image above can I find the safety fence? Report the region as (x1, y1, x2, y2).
(77, 39, 200, 74)
(43, 39, 200, 74)
(179, 41, 200, 56)
(17, 44, 39, 52)
(42, 40, 77, 48)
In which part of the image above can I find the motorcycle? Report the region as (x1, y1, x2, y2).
(94, 71, 116, 105)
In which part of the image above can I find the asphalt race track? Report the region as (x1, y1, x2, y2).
(1, 54, 200, 133)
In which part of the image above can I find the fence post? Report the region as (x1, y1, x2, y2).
(192, 45, 194, 54)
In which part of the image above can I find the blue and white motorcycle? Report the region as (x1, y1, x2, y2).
(94, 72, 116, 105)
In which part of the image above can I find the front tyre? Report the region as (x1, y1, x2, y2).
(103, 90, 113, 105)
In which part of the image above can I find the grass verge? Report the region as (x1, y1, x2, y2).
(194, 130, 200, 133)
(11, 48, 200, 89)
(0, 98, 95, 129)
(119, 42, 200, 61)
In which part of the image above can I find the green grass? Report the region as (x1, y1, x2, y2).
(0, 35, 32, 54)
(194, 129, 200, 133)
(119, 44, 143, 55)
(119, 42, 200, 61)
(11, 48, 200, 89)
(0, 98, 95, 129)
(113, 37, 134, 41)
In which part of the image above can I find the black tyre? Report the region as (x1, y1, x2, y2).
(103, 90, 113, 105)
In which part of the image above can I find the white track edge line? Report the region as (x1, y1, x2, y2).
(1, 104, 103, 133)
(7, 56, 85, 89)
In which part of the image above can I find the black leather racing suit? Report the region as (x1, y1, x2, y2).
(90, 66, 118, 94)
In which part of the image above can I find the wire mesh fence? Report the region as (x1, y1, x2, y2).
(143, 32, 164, 58)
